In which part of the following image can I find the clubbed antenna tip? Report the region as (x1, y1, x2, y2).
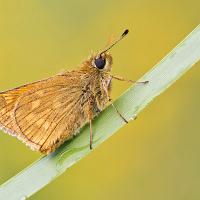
(122, 29, 129, 37)
(100, 29, 129, 55)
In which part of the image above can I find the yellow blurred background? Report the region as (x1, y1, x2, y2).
(0, 1, 200, 199)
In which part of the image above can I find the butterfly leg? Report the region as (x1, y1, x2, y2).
(109, 99, 128, 124)
(111, 75, 149, 84)
(89, 119, 93, 150)
(88, 96, 94, 150)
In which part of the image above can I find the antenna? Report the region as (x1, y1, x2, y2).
(100, 29, 129, 55)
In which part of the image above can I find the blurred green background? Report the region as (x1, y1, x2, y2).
(0, 1, 200, 200)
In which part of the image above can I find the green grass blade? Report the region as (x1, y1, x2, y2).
(1, 24, 200, 200)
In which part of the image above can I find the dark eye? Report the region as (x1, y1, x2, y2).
(94, 57, 106, 69)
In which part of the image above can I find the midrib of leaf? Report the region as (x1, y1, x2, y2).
(1, 25, 200, 200)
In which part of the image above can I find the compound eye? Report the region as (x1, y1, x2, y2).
(94, 56, 106, 69)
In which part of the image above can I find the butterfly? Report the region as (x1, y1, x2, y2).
(0, 29, 147, 154)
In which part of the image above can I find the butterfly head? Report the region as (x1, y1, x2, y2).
(92, 52, 113, 72)
(93, 29, 129, 71)
(82, 29, 128, 72)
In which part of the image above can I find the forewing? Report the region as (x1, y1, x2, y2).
(0, 73, 84, 153)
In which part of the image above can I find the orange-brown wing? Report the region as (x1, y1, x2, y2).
(0, 74, 87, 153)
